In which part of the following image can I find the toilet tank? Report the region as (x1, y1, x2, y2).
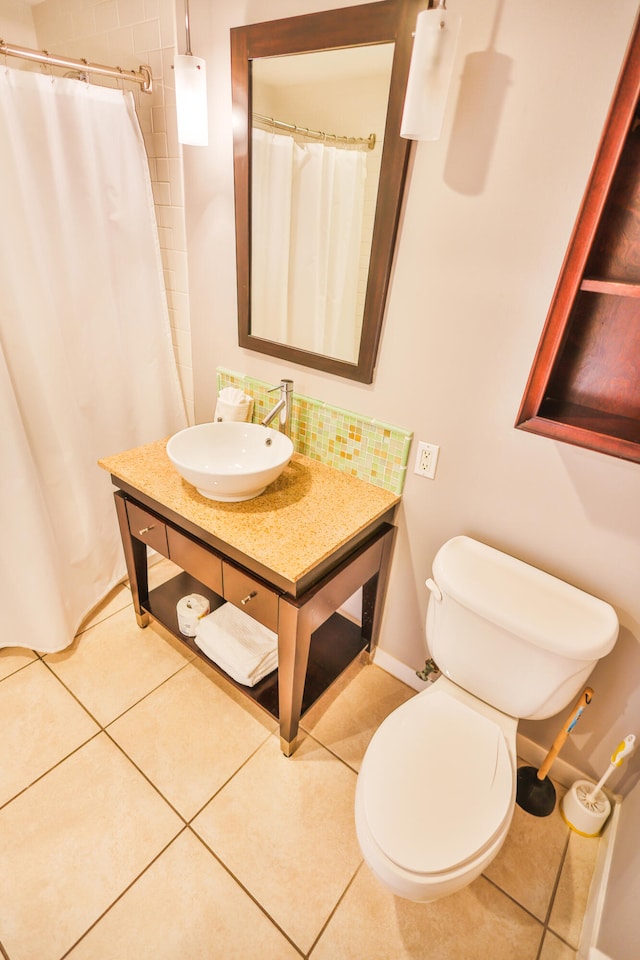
(426, 537, 619, 720)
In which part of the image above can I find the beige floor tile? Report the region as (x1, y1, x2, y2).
(0, 596, 601, 957)
(0, 646, 38, 681)
(0, 659, 99, 806)
(301, 660, 415, 770)
(549, 830, 600, 948)
(484, 773, 570, 919)
(0, 734, 182, 960)
(44, 607, 193, 725)
(192, 733, 362, 954)
(107, 660, 275, 819)
(77, 583, 131, 634)
(311, 865, 543, 960)
(539, 931, 577, 959)
(65, 829, 300, 960)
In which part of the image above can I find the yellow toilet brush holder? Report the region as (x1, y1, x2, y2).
(561, 734, 635, 837)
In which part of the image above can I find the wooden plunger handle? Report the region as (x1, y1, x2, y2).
(537, 687, 594, 781)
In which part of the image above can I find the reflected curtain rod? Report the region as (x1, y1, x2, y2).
(0, 38, 153, 94)
(254, 112, 375, 150)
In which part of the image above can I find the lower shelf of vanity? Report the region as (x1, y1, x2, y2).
(145, 570, 367, 721)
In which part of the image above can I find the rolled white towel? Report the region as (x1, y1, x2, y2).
(195, 602, 278, 687)
(214, 386, 253, 423)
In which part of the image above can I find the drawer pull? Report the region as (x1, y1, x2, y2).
(241, 591, 257, 605)
(138, 525, 155, 535)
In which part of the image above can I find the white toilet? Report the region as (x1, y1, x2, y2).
(355, 536, 619, 902)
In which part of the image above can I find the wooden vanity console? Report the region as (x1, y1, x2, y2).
(100, 440, 399, 755)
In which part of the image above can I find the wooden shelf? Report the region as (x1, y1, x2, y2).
(516, 15, 640, 464)
(580, 277, 640, 297)
(145, 571, 367, 722)
(114, 487, 395, 756)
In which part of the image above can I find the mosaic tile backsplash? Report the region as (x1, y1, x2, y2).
(217, 369, 412, 496)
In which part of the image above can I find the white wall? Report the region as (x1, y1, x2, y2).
(186, 0, 640, 788)
(598, 775, 640, 958)
(0, 0, 36, 45)
(183, 12, 640, 945)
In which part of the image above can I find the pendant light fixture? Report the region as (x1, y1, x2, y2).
(401, 0, 461, 141)
(174, 0, 208, 146)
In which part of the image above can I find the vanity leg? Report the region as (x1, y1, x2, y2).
(361, 526, 396, 657)
(279, 734, 297, 758)
(361, 574, 378, 652)
(277, 599, 312, 757)
(114, 492, 150, 629)
(276, 524, 397, 754)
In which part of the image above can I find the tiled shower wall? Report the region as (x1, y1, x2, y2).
(13, 0, 194, 424)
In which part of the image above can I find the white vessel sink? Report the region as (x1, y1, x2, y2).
(166, 422, 294, 502)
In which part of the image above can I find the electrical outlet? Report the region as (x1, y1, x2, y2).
(414, 441, 440, 479)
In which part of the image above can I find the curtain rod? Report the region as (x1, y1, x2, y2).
(0, 38, 152, 94)
(253, 113, 375, 150)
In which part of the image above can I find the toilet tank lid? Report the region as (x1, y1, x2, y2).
(432, 537, 619, 661)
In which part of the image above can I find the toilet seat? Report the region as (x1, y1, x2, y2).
(361, 688, 514, 876)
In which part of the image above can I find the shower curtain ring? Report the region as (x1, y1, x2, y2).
(40, 50, 54, 84)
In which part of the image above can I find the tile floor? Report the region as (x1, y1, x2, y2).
(0, 560, 600, 960)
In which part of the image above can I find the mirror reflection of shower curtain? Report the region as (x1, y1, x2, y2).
(0, 68, 186, 653)
(252, 128, 367, 363)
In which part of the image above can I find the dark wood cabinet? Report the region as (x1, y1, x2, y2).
(113, 488, 395, 756)
(516, 16, 640, 463)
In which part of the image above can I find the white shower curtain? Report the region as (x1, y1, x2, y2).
(251, 129, 367, 362)
(0, 68, 186, 653)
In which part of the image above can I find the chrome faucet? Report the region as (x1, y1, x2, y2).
(260, 379, 293, 438)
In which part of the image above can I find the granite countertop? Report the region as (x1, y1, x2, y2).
(99, 438, 400, 584)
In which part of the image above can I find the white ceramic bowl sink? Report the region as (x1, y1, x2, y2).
(166, 422, 294, 502)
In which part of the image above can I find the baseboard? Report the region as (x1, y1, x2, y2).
(577, 798, 621, 960)
(513, 733, 590, 790)
(501, 725, 623, 958)
(371, 648, 424, 691)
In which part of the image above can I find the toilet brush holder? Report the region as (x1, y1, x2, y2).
(560, 779, 611, 837)
(561, 734, 636, 837)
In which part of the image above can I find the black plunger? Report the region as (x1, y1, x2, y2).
(516, 687, 593, 817)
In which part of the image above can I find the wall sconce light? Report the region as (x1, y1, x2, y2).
(174, 0, 208, 146)
(401, 0, 461, 141)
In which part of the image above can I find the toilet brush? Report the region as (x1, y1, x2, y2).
(516, 687, 593, 818)
(561, 734, 636, 836)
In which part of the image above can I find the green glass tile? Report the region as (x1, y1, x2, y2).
(216, 368, 411, 493)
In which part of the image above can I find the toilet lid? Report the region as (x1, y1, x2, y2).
(362, 690, 513, 875)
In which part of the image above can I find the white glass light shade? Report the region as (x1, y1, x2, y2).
(174, 54, 208, 146)
(400, 7, 461, 141)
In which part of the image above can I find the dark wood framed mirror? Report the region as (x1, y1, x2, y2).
(231, 0, 423, 384)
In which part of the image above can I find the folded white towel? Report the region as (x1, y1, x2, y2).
(214, 386, 253, 423)
(220, 387, 247, 404)
(195, 602, 278, 687)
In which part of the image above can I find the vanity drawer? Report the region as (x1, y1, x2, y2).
(126, 501, 168, 556)
(222, 562, 279, 633)
(167, 526, 223, 595)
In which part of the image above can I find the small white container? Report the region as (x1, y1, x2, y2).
(176, 594, 210, 637)
(560, 779, 611, 837)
